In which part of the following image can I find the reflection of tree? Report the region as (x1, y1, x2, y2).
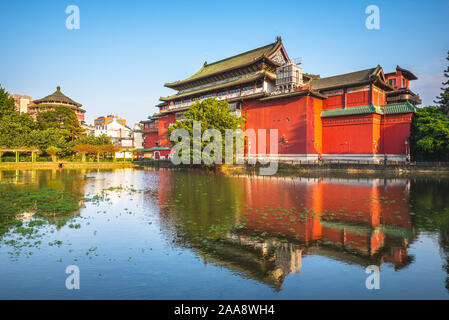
(0, 169, 87, 238)
(411, 178, 449, 292)
(440, 226, 449, 291)
(155, 170, 246, 242)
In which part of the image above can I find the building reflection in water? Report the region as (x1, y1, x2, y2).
(154, 171, 414, 291)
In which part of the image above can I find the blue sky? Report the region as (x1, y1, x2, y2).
(1, 0, 448, 125)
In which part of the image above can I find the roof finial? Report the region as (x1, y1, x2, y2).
(57, 86, 61, 91)
(276, 36, 282, 42)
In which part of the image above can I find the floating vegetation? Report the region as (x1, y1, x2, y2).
(0, 186, 84, 241)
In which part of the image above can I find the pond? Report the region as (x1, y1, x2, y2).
(0, 168, 448, 299)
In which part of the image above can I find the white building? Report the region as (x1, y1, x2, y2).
(10, 94, 33, 113)
(132, 123, 144, 150)
(95, 118, 134, 158)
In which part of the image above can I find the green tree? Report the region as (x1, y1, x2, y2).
(72, 144, 98, 162)
(46, 146, 62, 162)
(36, 106, 84, 139)
(0, 86, 16, 117)
(435, 51, 449, 116)
(410, 106, 449, 161)
(99, 144, 121, 161)
(167, 98, 244, 164)
(74, 134, 112, 146)
(26, 128, 70, 155)
(0, 112, 37, 147)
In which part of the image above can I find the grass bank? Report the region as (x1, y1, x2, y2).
(0, 161, 137, 170)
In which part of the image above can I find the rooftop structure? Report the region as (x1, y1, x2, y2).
(95, 118, 133, 149)
(94, 115, 126, 127)
(140, 38, 421, 162)
(9, 93, 34, 114)
(30, 86, 86, 123)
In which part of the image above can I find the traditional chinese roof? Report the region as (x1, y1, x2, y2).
(321, 102, 416, 118)
(382, 101, 417, 114)
(164, 37, 288, 91)
(34, 86, 82, 107)
(311, 65, 392, 91)
(321, 105, 382, 117)
(160, 72, 273, 101)
(384, 66, 418, 80)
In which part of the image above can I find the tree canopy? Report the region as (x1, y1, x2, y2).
(74, 134, 112, 146)
(0, 85, 112, 158)
(434, 51, 449, 116)
(167, 98, 244, 163)
(410, 106, 449, 161)
(36, 105, 84, 139)
(0, 86, 16, 117)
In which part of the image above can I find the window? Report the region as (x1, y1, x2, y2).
(242, 84, 253, 92)
(218, 90, 227, 96)
(174, 100, 182, 105)
(203, 93, 216, 99)
(256, 80, 263, 89)
(389, 79, 396, 86)
(229, 87, 240, 94)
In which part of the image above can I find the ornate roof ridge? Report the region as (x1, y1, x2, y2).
(164, 38, 283, 89)
(33, 86, 82, 107)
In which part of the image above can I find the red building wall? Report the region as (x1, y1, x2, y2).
(322, 114, 377, 154)
(243, 96, 323, 155)
(324, 93, 345, 110)
(385, 70, 409, 89)
(143, 131, 159, 149)
(157, 113, 176, 148)
(372, 88, 387, 106)
(381, 114, 413, 155)
(148, 81, 413, 158)
(322, 86, 371, 110)
(346, 88, 371, 107)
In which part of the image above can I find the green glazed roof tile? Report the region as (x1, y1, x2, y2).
(321, 102, 416, 118)
(34, 86, 82, 107)
(165, 39, 283, 88)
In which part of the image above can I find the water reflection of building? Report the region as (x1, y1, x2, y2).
(240, 176, 414, 268)
(222, 232, 303, 290)
(154, 171, 415, 290)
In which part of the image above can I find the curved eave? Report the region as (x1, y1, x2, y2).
(33, 100, 82, 108)
(160, 72, 271, 102)
(372, 78, 394, 91)
(396, 66, 418, 80)
(29, 103, 85, 112)
(164, 56, 280, 90)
